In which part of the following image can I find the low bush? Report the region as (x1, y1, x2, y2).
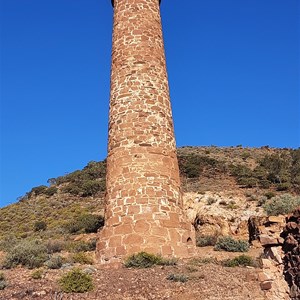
(222, 255, 255, 267)
(124, 252, 176, 268)
(257, 196, 267, 207)
(196, 235, 218, 247)
(276, 182, 291, 191)
(0, 272, 7, 290)
(214, 236, 249, 252)
(68, 240, 97, 253)
(28, 185, 48, 198)
(263, 194, 300, 216)
(34, 220, 47, 232)
(65, 214, 104, 234)
(2, 239, 48, 269)
(188, 257, 218, 265)
(31, 269, 44, 279)
(45, 255, 63, 269)
(0, 235, 19, 252)
(44, 186, 58, 197)
(72, 252, 93, 265)
(46, 239, 65, 254)
(59, 268, 94, 293)
(264, 191, 276, 199)
(166, 274, 188, 283)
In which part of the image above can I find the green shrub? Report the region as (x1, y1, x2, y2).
(214, 237, 249, 252)
(0, 272, 7, 290)
(45, 255, 63, 269)
(62, 184, 82, 196)
(34, 220, 47, 232)
(72, 252, 93, 265)
(257, 196, 267, 207)
(264, 192, 276, 199)
(2, 239, 48, 269)
(237, 177, 258, 188)
(59, 268, 93, 293)
(263, 194, 300, 216)
(276, 182, 291, 191)
(196, 235, 218, 247)
(166, 274, 188, 283)
(44, 186, 58, 197)
(124, 252, 176, 268)
(0, 273, 4, 281)
(28, 185, 48, 198)
(65, 214, 104, 234)
(46, 239, 65, 254)
(188, 257, 218, 266)
(222, 255, 255, 267)
(178, 155, 218, 178)
(0, 235, 19, 252)
(68, 240, 97, 253)
(31, 269, 44, 279)
(81, 180, 103, 197)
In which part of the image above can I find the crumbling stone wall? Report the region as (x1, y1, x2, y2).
(281, 207, 300, 299)
(97, 0, 195, 263)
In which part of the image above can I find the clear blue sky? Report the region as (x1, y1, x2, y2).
(0, 0, 299, 207)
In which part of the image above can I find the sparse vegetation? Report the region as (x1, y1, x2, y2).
(214, 237, 249, 252)
(0, 272, 7, 290)
(46, 239, 65, 254)
(64, 214, 104, 234)
(263, 194, 300, 216)
(166, 273, 189, 283)
(72, 252, 93, 265)
(2, 239, 48, 269)
(45, 255, 64, 269)
(67, 240, 97, 253)
(124, 252, 177, 268)
(31, 269, 44, 279)
(34, 220, 47, 232)
(188, 257, 218, 265)
(59, 268, 94, 293)
(196, 235, 218, 247)
(222, 255, 256, 267)
(178, 154, 219, 178)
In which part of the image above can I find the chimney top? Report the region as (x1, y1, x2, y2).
(111, 0, 161, 7)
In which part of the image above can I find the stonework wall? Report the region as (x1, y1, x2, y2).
(97, 0, 195, 263)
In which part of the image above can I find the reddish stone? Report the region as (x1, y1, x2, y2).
(96, 0, 195, 263)
(161, 245, 173, 256)
(134, 220, 150, 234)
(108, 236, 122, 248)
(123, 234, 144, 245)
(114, 224, 132, 235)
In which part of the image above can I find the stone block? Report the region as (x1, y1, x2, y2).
(108, 236, 122, 248)
(134, 220, 151, 234)
(258, 272, 270, 282)
(260, 281, 273, 290)
(259, 234, 279, 246)
(114, 224, 133, 235)
(268, 216, 285, 224)
(123, 233, 144, 245)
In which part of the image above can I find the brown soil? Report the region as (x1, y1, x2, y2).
(0, 257, 267, 300)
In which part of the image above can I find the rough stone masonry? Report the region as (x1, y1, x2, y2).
(96, 0, 195, 263)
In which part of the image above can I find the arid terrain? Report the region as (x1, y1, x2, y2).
(0, 146, 299, 299)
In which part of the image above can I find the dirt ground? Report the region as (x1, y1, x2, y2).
(0, 254, 267, 300)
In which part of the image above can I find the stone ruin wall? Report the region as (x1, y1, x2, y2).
(97, 0, 195, 263)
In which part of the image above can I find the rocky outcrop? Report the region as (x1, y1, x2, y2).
(281, 207, 300, 299)
(248, 215, 290, 299)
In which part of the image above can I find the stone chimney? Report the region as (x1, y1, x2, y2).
(97, 0, 195, 264)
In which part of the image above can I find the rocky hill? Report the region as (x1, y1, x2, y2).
(0, 146, 299, 300)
